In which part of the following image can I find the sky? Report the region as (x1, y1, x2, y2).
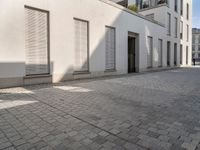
(193, 0, 200, 28)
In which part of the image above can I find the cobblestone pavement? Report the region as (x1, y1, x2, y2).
(0, 68, 200, 150)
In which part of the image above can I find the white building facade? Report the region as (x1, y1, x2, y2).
(126, 0, 192, 66)
(0, 0, 191, 88)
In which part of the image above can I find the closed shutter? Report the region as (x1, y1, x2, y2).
(25, 7, 49, 76)
(147, 37, 153, 68)
(105, 27, 115, 70)
(74, 19, 89, 72)
(158, 39, 162, 67)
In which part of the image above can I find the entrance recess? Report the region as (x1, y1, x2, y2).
(128, 36, 136, 73)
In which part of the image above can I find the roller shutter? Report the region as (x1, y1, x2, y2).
(74, 19, 89, 72)
(105, 27, 115, 70)
(25, 7, 49, 76)
(147, 37, 153, 68)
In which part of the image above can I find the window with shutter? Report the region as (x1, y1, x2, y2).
(74, 19, 89, 72)
(25, 7, 49, 76)
(147, 36, 153, 68)
(105, 26, 116, 71)
(158, 39, 162, 67)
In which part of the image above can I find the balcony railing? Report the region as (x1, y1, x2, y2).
(157, 0, 168, 5)
(140, 0, 168, 9)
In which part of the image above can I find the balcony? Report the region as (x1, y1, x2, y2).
(156, 0, 168, 5)
(140, 0, 168, 10)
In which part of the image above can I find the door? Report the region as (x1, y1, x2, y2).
(174, 43, 177, 66)
(128, 36, 136, 73)
(167, 41, 170, 66)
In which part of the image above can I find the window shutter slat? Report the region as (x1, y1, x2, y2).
(105, 27, 115, 70)
(74, 19, 89, 72)
(25, 8, 49, 75)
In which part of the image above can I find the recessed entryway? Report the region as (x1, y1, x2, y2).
(128, 32, 139, 73)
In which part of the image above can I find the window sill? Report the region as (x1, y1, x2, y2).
(73, 71, 91, 75)
(24, 74, 52, 79)
(104, 69, 117, 73)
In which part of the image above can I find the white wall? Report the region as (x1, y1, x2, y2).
(0, 0, 166, 87)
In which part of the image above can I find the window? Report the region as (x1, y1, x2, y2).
(199, 35, 200, 43)
(192, 45, 195, 51)
(186, 25, 189, 42)
(140, 0, 151, 9)
(158, 39, 163, 67)
(174, 0, 178, 12)
(74, 18, 89, 72)
(167, 41, 171, 66)
(186, 3, 189, 20)
(198, 53, 200, 58)
(192, 35, 195, 43)
(167, 13, 171, 35)
(180, 21, 183, 39)
(25, 6, 50, 76)
(147, 36, 153, 68)
(192, 53, 195, 58)
(157, 0, 168, 5)
(105, 26, 116, 71)
(146, 14, 154, 20)
(174, 17, 178, 37)
(174, 43, 177, 66)
(198, 45, 200, 51)
(186, 46, 188, 65)
(180, 0, 183, 16)
(180, 44, 183, 65)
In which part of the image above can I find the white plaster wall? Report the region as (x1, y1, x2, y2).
(0, 0, 165, 83)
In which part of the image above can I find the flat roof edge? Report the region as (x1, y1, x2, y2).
(99, 0, 165, 27)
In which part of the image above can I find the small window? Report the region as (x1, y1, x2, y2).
(192, 35, 195, 43)
(180, 21, 183, 39)
(180, 44, 183, 65)
(146, 14, 154, 20)
(198, 53, 200, 58)
(192, 53, 195, 58)
(186, 3, 189, 20)
(192, 45, 195, 51)
(167, 13, 171, 35)
(198, 45, 200, 51)
(174, 17, 178, 37)
(174, 0, 178, 12)
(180, 0, 183, 16)
(186, 46, 188, 65)
(199, 35, 200, 43)
(186, 25, 189, 42)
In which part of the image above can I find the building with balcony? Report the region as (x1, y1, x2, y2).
(0, 0, 191, 88)
(115, 0, 192, 66)
(192, 28, 200, 59)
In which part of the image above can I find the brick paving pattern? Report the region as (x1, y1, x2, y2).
(0, 68, 200, 150)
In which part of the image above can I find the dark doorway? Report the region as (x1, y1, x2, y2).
(128, 36, 136, 73)
(167, 41, 171, 66)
